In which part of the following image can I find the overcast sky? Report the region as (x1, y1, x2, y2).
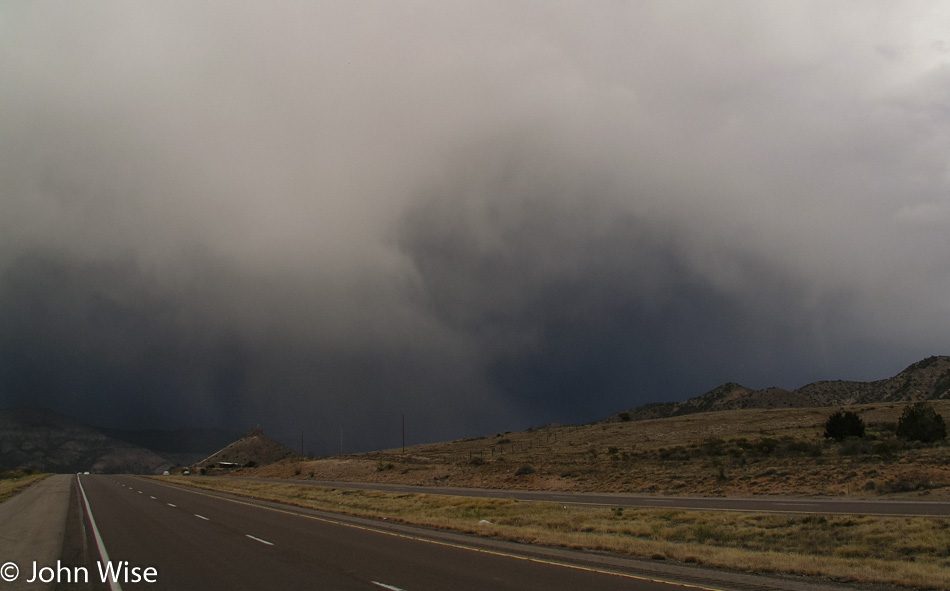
(2, 1, 949, 453)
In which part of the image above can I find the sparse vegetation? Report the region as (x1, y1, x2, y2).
(0, 470, 48, 503)
(240, 401, 950, 499)
(0, 467, 35, 479)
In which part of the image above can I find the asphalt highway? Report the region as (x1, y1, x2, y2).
(73, 474, 737, 591)
(241, 478, 950, 517)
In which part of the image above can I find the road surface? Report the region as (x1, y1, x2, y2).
(238, 477, 950, 517)
(69, 475, 719, 591)
(64, 474, 849, 591)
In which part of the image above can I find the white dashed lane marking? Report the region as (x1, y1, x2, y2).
(245, 534, 274, 546)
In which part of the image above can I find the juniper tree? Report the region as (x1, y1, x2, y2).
(824, 409, 865, 441)
(896, 402, 947, 443)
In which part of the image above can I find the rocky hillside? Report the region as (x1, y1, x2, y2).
(194, 427, 295, 470)
(615, 355, 950, 422)
(99, 426, 243, 467)
(0, 406, 172, 474)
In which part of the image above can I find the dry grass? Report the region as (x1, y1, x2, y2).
(166, 476, 950, 589)
(0, 472, 49, 503)
(199, 402, 950, 587)
(244, 401, 950, 499)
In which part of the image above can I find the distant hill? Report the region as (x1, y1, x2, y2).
(194, 427, 295, 470)
(99, 426, 243, 467)
(614, 355, 950, 422)
(0, 407, 172, 474)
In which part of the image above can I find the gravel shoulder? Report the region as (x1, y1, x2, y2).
(0, 474, 72, 590)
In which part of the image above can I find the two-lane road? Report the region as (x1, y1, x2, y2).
(75, 475, 733, 591)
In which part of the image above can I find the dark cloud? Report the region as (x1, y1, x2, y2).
(0, 253, 247, 429)
(397, 142, 910, 426)
(1, 3, 949, 452)
(0, 249, 503, 453)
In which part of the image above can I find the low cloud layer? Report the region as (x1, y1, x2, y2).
(2, 2, 949, 452)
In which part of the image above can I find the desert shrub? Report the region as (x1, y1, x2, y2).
(872, 421, 898, 433)
(700, 438, 726, 456)
(469, 456, 487, 467)
(871, 438, 903, 457)
(824, 410, 866, 441)
(782, 438, 823, 457)
(657, 447, 691, 462)
(514, 465, 535, 476)
(714, 463, 729, 482)
(880, 473, 941, 493)
(896, 402, 947, 443)
(840, 438, 874, 456)
(752, 438, 779, 456)
(618, 412, 631, 422)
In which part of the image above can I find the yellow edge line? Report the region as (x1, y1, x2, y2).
(141, 477, 726, 591)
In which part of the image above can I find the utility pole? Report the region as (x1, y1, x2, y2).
(300, 430, 304, 456)
(340, 425, 344, 456)
(402, 414, 405, 455)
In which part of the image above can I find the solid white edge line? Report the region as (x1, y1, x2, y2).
(245, 534, 274, 546)
(77, 475, 124, 591)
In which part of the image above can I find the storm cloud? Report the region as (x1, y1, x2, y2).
(2, 2, 949, 452)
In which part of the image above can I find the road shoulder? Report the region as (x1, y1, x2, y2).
(0, 474, 71, 590)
